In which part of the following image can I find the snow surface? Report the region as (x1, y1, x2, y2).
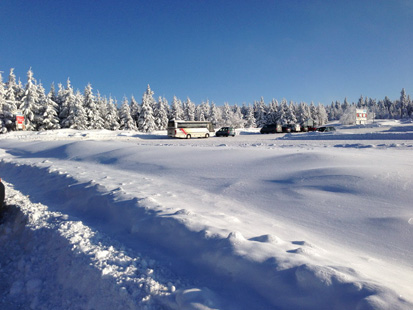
(0, 120, 412, 310)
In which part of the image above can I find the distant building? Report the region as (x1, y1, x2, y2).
(356, 109, 367, 125)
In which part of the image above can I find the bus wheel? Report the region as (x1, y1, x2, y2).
(186, 134, 191, 139)
(205, 133, 209, 138)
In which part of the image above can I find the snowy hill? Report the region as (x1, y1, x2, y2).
(1, 120, 412, 310)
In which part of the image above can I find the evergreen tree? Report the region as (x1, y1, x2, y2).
(209, 102, 221, 127)
(316, 103, 328, 125)
(254, 97, 267, 127)
(119, 97, 137, 130)
(296, 102, 311, 124)
(65, 90, 87, 129)
(244, 104, 256, 128)
(170, 96, 184, 120)
(154, 96, 169, 130)
(399, 88, 409, 119)
(105, 97, 120, 130)
(309, 102, 318, 125)
(19, 69, 40, 130)
(184, 97, 196, 121)
(0, 72, 5, 113)
(39, 86, 60, 130)
(221, 102, 232, 126)
(58, 79, 75, 128)
(129, 95, 140, 125)
(138, 85, 156, 132)
(3, 68, 19, 114)
(230, 105, 246, 128)
(84, 83, 103, 129)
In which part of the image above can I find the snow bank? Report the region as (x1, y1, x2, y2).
(1, 121, 412, 309)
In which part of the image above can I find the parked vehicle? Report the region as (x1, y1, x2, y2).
(167, 120, 214, 139)
(216, 127, 236, 137)
(301, 119, 317, 132)
(260, 123, 282, 134)
(316, 126, 336, 132)
(288, 124, 301, 132)
(281, 125, 292, 133)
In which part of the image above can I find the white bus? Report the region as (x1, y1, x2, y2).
(167, 120, 214, 139)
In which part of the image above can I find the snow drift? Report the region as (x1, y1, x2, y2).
(0, 120, 412, 310)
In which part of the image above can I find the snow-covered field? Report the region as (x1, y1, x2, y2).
(0, 120, 412, 310)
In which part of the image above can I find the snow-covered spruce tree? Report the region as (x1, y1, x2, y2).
(138, 85, 156, 132)
(296, 102, 311, 124)
(221, 102, 233, 126)
(184, 97, 196, 121)
(244, 104, 256, 128)
(265, 99, 278, 124)
(154, 96, 169, 130)
(399, 88, 409, 119)
(309, 102, 318, 125)
(19, 68, 40, 130)
(277, 99, 288, 125)
(316, 103, 328, 126)
(58, 79, 76, 128)
(230, 104, 246, 128)
(0, 72, 5, 112)
(38, 86, 60, 130)
(84, 83, 104, 129)
(64, 90, 87, 130)
(3, 68, 19, 115)
(195, 100, 211, 122)
(170, 96, 184, 120)
(105, 97, 120, 130)
(129, 95, 140, 126)
(209, 102, 221, 127)
(285, 101, 298, 125)
(254, 97, 267, 127)
(119, 97, 137, 130)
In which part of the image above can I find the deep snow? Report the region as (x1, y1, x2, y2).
(0, 120, 412, 310)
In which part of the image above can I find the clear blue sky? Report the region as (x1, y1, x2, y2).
(1, 0, 412, 106)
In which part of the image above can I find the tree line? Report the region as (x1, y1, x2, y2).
(0, 68, 411, 133)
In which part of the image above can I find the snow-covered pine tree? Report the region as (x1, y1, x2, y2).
(221, 102, 232, 126)
(254, 97, 267, 127)
(296, 102, 311, 124)
(39, 86, 60, 130)
(154, 96, 169, 130)
(184, 97, 196, 121)
(65, 90, 87, 130)
(3, 68, 19, 115)
(399, 88, 409, 119)
(309, 102, 318, 125)
(209, 102, 221, 127)
(244, 104, 256, 128)
(316, 103, 328, 125)
(230, 105, 246, 128)
(265, 99, 278, 124)
(84, 83, 103, 129)
(170, 96, 184, 120)
(58, 79, 75, 128)
(19, 68, 40, 130)
(277, 99, 288, 125)
(129, 95, 140, 126)
(0, 72, 5, 112)
(119, 97, 137, 130)
(285, 101, 298, 125)
(138, 85, 156, 132)
(105, 97, 120, 130)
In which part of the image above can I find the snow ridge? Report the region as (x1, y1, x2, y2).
(1, 159, 411, 310)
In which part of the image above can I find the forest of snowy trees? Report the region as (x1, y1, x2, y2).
(1, 68, 412, 133)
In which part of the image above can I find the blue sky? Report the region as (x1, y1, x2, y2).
(1, 0, 412, 106)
